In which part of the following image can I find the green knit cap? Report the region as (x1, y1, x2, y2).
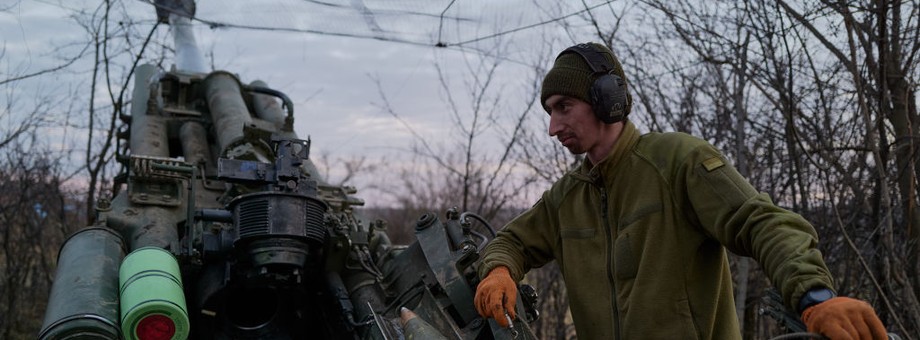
(540, 42, 632, 115)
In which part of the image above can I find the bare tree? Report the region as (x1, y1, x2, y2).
(771, 1, 920, 335)
(541, 0, 920, 337)
(75, 0, 167, 224)
(0, 136, 78, 339)
(371, 38, 543, 221)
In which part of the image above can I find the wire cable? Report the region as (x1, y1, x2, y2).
(137, 0, 618, 52)
(460, 211, 497, 238)
(436, 0, 458, 47)
(135, 0, 435, 47)
(447, 0, 615, 47)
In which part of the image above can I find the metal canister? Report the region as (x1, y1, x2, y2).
(39, 227, 126, 340)
(119, 247, 190, 340)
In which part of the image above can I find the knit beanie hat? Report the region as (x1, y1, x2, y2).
(540, 42, 632, 116)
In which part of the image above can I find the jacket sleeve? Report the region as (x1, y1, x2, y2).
(478, 192, 560, 281)
(678, 141, 835, 312)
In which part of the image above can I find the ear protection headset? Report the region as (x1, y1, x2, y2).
(558, 43, 629, 124)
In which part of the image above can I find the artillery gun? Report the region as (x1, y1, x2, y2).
(38, 2, 539, 339)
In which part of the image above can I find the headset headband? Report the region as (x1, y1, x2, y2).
(558, 44, 614, 75)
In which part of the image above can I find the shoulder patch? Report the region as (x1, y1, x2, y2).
(702, 157, 725, 172)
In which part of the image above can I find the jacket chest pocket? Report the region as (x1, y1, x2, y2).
(614, 202, 662, 280)
(559, 226, 607, 277)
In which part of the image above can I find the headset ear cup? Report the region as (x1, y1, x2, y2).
(591, 74, 629, 124)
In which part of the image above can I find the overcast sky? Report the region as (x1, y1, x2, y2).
(1, 0, 614, 205)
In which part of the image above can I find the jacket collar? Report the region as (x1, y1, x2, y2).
(573, 120, 641, 182)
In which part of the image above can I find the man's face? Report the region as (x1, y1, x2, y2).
(545, 94, 606, 155)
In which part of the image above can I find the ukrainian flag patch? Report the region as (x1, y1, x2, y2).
(702, 157, 724, 171)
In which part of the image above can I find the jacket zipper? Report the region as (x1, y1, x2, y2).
(596, 177, 621, 340)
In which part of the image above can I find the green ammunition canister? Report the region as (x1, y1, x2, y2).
(119, 247, 190, 340)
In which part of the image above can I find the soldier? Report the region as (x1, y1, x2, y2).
(474, 42, 888, 339)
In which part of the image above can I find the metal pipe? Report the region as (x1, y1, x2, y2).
(130, 64, 170, 157)
(105, 193, 181, 251)
(203, 71, 252, 155)
(248, 80, 288, 128)
(168, 11, 207, 73)
(179, 121, 213, 168)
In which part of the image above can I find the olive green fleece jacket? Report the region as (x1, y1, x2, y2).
(479, 121, 834, 339)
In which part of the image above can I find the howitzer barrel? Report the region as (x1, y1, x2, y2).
(39, 227, 126, 340)
(40, 1, 545, 338)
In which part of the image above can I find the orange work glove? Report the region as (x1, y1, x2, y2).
(801, 297, 887, 340)
(474, 266, 517, 327)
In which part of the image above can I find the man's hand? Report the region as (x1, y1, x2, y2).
(474, 266, 517, 327)
(801, 297, 887, 339)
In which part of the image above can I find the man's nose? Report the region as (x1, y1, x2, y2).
(548, 114, 562, 136)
